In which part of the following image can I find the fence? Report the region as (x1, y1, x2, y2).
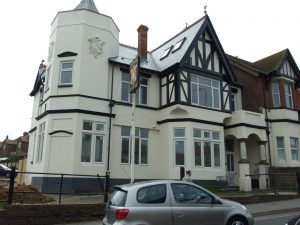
(246, 172, 300, 194)
(2, 168, 110, 205)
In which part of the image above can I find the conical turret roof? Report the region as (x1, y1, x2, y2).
(75, 0, 99, 13)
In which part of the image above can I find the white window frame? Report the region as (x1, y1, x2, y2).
(276, 136, 286, 161)
(120, 127, 149, 165)
(272, 80, 281, 107)
(81, 121, 105, 164)
(36, 122, 45, 162)
(193, 129, 221, 168)
(290, 137, 299, 161)
(59, 61, 74, 85)
(121, 72, 149, 105)
(174, 128, 186, 166)
(284, 82, 293, 109)
(191, 75, 221, 109)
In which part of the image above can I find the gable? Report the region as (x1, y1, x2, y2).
(181, 17, 236, 83)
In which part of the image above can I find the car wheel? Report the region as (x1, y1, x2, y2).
(227, 216, 248, 225)
(5, 173, 10, 178)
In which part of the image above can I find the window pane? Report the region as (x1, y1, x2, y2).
(199, 77, 211, 86)
(277, 137, 284, 148)
(61, 71, 72, 84)
(175, 140, 185, 165)
(96, 123, 104, 132)
(204, 142, 211, 167)
(140, 86, 148, 104)
(204, 131, 210, 139)
(174, 128, 185, 137)
(213, 89, 220, 108)
(214, 143, 220, 167)
(83, 121, 93, 131)
(141, 139, 148, 164)
(194, 141, 202, 166)
(62, 62, 73, 69)
(140, 77, 148, 85)
(290, 137, 299, 161)
(122, 73, 130, 82)
(276, 137, 285, 160)
(272, 81, 280, 107)
(212, 131, 220, 140)
(135, 138, 139, 164)
(193, 129, 201, 138)
(121, 138, 129, 163)
(199, 85, 212, 107)
(137, 184, 166, 203)
(121, 82, 130, 101)
(141, 128, 148, 138)
(95, 136, 103, 162)
(121, 127, 130, 136)
(81, 134, 92, 162)
(191, 83, 198, 104)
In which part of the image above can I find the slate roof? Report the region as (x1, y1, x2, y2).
(253, 49, 288, 74)
(74, 0, 99, 13)
(110, 16, 206, 73)
(227, 54, 261, 74)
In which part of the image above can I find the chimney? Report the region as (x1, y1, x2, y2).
(137, 25, 149, 59)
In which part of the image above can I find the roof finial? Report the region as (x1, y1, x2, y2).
(204, 5, 207, 15)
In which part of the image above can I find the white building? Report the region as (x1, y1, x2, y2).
(27, 0, 300, 192)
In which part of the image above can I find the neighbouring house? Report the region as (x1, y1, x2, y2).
(26, 0, 300, 192)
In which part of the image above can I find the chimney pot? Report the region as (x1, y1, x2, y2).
(137, 25, 149, 59)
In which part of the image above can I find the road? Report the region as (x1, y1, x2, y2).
(58, 212, 300, 225)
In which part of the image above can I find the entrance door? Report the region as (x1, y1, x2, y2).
(226, 152, 237, 186)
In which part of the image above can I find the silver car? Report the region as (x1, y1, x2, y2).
(103, 180, 254, 225)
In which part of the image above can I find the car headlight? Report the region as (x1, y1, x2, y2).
(242, 205, 250, 214)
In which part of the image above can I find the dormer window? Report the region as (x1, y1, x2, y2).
(160, 46, 173, 60)
(172, 37, 186, 53)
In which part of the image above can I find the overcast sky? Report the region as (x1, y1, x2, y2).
(0, 0, 299, 140)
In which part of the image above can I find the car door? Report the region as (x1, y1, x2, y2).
(170, 183, 229, 225)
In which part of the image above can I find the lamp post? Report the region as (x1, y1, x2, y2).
(129, 56, 140, 183)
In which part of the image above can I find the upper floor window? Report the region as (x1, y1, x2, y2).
(60, 61, 73, 85)
(290, 137, 299, 161)
(272, 80, 281, 107)
(284, 83, 293, 109)
(191, 75, 220, 109)
(44, 66, 52, 91)
(121, 72, 148, 105)
(81, 121, 105, 163)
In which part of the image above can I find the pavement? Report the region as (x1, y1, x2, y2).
(245, 197, 300, 217)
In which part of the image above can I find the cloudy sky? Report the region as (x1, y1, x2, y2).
(0, 0, 299, 140)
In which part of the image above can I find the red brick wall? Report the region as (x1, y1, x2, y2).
(231, 66, 264, 112)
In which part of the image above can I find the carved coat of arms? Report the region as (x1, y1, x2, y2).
(88, 37, 105, 58)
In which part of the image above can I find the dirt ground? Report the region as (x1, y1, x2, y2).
(0, 183, 55, 204)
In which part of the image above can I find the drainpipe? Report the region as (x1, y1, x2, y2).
(107, 63, 115, 171)
(263, 74, 272, 166)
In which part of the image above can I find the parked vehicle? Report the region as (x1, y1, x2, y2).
(103, 180, 254, 225)
(285, 214, 300, 225)
(0, 164, 15, 178)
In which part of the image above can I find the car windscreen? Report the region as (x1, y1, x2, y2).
(0, 164, 10, 170)
(109, 189, 127, 207)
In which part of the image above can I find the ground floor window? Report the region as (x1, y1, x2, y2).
(290, 137, 299, 161)
(121, 126, 149, 165)
(36, 122, 46, 162)
(276, 136, 285, 161)
(81, 121, 105, 163)
(174, 128, 186, 166)
(193, 129, 221, 168)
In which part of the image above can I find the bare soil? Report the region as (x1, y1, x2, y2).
(0, 183, 55, 204)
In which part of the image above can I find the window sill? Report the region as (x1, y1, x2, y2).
(58, 84, 73, 88)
